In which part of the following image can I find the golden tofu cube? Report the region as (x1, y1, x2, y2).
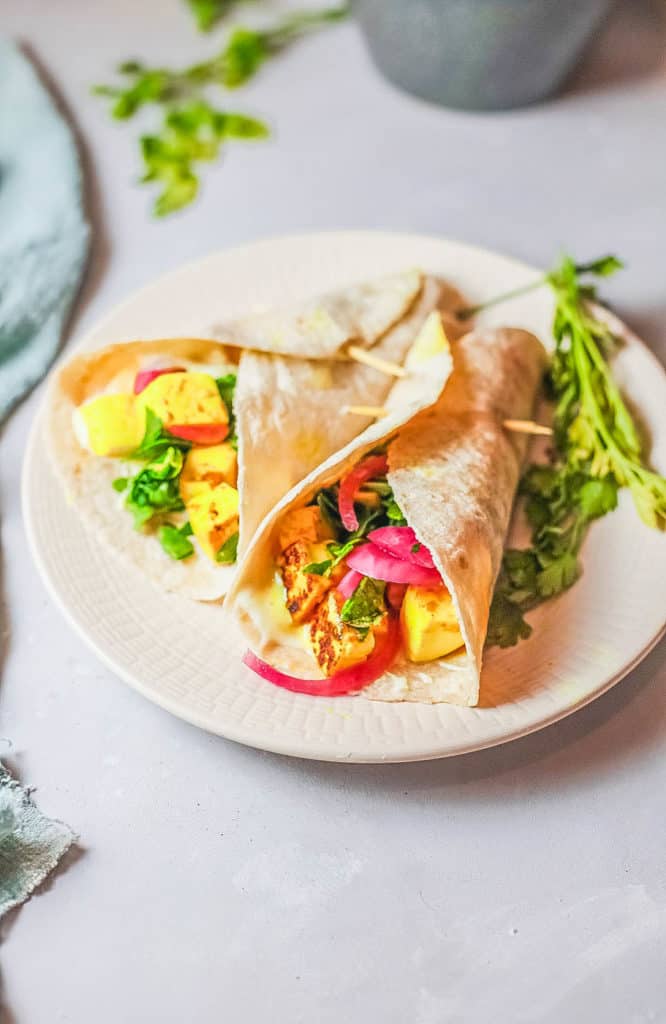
(136, 372, 226, 428)
(277, 506, 333, 552)
(278, 539, 335, 624)
(180, 443, 237, 503)
(78, 394, 143, 456)
(406, 311, 450, 368)
(400, 583, 464, 662)
(186, 482, 239, 562)
(309, 590, 376, 676)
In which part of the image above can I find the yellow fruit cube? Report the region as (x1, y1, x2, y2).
(136, 372, 226, 428)
(309, 590, 376, 676)
(406, 311, 450, 368)
(400, 583, 464, 662)
(179, 443, 237, 503)
(186, 482, 239, 562)
(78, 394, 143, 456)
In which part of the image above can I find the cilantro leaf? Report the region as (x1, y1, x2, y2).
(216, 373, 237, 442)
(340, 577, 386, 635)
(132, 408, 191, 460)
(112, 477, 129, 493)
(303, 559, 332, 576)
(158, 522, 195, 560)
(216, 532, 239, 563)
(486, 593, 533, 649)
(93, 6, 349, 216)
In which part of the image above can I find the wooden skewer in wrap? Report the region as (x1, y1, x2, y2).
(343, 406, 553, 438)
(503, 419, 553, 437)
(346, 345, 407, 378)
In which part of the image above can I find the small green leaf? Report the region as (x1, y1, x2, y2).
(340, 576, 386, 633)
(132, 409, 191, 460)
(486, 593, 532, 649)
(112, 477, 129, 493)
(303, 559, 332, 576)
(578, 477, 618, 520)
(158, 523, 195, 560)
(216, 532, 239, 563)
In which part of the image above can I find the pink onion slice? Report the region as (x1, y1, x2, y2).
(134, 366, 185, 395)
(368, 526, 435, 568)
(242, 614, 401, 697)
(347, 542, 442, 586)
(337, 568, 363, 599)
(338, 454, 388, 531)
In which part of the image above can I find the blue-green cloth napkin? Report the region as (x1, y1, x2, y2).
(0, 40, 86, 914)
(0, 765, 76, 917)
(0, 39, 90, 420)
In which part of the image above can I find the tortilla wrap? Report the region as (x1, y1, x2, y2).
(227, 327, 547, 705)
(46, 277, 462, 601)
(235, 275, 468, 550)
(209, 269, 425, 360)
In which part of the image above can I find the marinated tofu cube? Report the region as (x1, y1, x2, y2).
(180, 443, 237, 502)
(136, 372, 226, 428)
(278, 539, 335, 624)
(186, 482, 239, 562)
(309, 590, 376, 676)
(277, 506, 332, 552)
(400, 583, 464, 662)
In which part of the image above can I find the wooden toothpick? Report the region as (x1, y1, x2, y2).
(503, 419, 553, 437)
(343, 404, 388, 418)
(346, 345, 407, 378)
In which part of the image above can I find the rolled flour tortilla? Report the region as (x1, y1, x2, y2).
(226, 327, 547, 705)
(46, 278, 461, 601)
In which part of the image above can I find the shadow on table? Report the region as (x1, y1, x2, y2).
(564, 0, 666, 97)
(256, 636, 666, 796)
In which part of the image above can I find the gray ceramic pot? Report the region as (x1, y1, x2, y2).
(353, 0, 612, 110)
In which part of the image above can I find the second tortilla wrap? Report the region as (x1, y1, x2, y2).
(227, 327, 547, 705)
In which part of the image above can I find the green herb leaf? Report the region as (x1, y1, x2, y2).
(303, 559, 332, 576)
(94, 5, 348, 216)
(340, 576, 386, 634)
(112, 477, 129, 492)
(486, 593, 533, 649)
(216, 372, 237, 436)
(125, 446, 186, 529)
(215, 531, 239, 563)
(132, 408, 191, 460)
(158, 522, 195, 560)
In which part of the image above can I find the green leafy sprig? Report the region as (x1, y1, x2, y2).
(186, 0, 245, 33)
(94, 5, 349, 215)
(482, 255, 666, 648)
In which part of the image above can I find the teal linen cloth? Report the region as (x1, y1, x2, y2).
(0, 38, 90, 419)
(0, 765, 76, 916)
(0, 40, 86, 913)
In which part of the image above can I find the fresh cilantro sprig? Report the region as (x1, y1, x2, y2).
(125, 446, 186, 529)
(93, 5, 349, 215)
(132, 408, 192, 460)
(481, 255, 666, 648)
(186, 0, 246, 33)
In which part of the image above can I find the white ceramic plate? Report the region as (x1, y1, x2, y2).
(23, 232, 666, 762)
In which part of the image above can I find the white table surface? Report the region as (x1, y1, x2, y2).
(2, 2, 666, 1021)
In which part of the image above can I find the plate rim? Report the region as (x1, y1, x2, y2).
(22, 230, 666, 763)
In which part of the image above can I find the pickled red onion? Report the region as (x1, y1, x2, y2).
(337, 569, 363, 598)
(338, 454, 388, 531)
(134, 366, 185, 394)
(347, 542, 441, 586)
(368, 526, 435, 568)
(242, 614, 401, 697)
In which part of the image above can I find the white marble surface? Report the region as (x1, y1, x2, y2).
(2, 2, 666, 1021)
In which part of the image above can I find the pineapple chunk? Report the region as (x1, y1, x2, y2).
(78, 394, 143, 456)
(400, 583, 464, 662)
(180, 443, 237, 503)
(277, 506, 332, 552)
(309, 590, 376, 676)
(186, 482, 239, 562)
(405, 311, 450, 368)
(278, 539, 336, 624)
(136, 372, 226, 428)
